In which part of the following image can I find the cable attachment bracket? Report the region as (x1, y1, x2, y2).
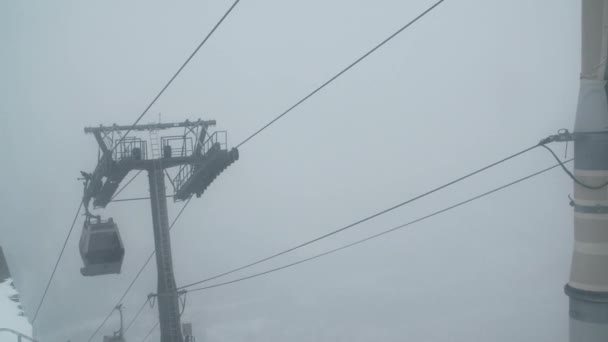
(147, 289, 187, 298)
(569, 197, 608, 214)
(147, 293, 157, 308)
(539, 129, 574, 145)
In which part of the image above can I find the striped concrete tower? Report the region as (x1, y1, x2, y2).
(566, 1, 608, 340)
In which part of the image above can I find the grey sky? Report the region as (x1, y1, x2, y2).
(1, 0, 579, 341)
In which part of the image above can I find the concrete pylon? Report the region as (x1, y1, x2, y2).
(567, 1, 608, 340)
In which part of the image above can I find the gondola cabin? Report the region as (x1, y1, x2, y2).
(79, 217, 125, 276)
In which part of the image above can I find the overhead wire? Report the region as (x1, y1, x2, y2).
(124, 298, 150, 333)
(140, 157, 570, 336)
(125, 2, 449, 333)
(141, 321, 159, 342)
(118, 1, 448, 306)
(32, 201, 83, 323)
(86, 197, 192, 342)
(108, 0, 242, 154)
(176, 143, 540, 291)
(184, 159, 572, 293)
(236, 0, 445, 148)
(111, 170, 144, 201)
(111, 0, 446, 205)
(112, 195, 173, 203)
(540, 144, 608, 190)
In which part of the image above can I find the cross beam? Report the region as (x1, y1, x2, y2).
(84, 120, 216, 133)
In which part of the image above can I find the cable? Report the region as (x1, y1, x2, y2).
(236, 0, 445, 148)
(124, 298, 150, 333)
(32, 201, 83, 323)
(111, 170, 144, 201)
(141, 321, 159, 342)
(185, 159, 571, 293)
(109, 0, 241, 154)
(177, 143, 539, 291)
(112, 195, 174, 203)
(540, 145, 608, 190)
(86, 197, 192, 342)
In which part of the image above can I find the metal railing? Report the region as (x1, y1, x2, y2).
(0, 328, 38, 342)
(112, 137, 148, 161)
(200, 131, 227, 154)
(161, 136, 194, 158)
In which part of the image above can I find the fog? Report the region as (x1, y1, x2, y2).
(1, 0, 578, 341)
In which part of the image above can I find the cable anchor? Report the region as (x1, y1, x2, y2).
(539, 129, 574, 145)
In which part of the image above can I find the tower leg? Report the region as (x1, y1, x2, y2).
(149, 167, 183, 342)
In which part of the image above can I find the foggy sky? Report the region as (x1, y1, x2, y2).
(1, 0, 579, 341)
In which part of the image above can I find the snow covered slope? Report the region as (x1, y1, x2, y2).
(0, 246, 32, 342)
(0, 278, 33, 339)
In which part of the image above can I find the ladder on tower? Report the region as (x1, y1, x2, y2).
(150, 129, 160, 159)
